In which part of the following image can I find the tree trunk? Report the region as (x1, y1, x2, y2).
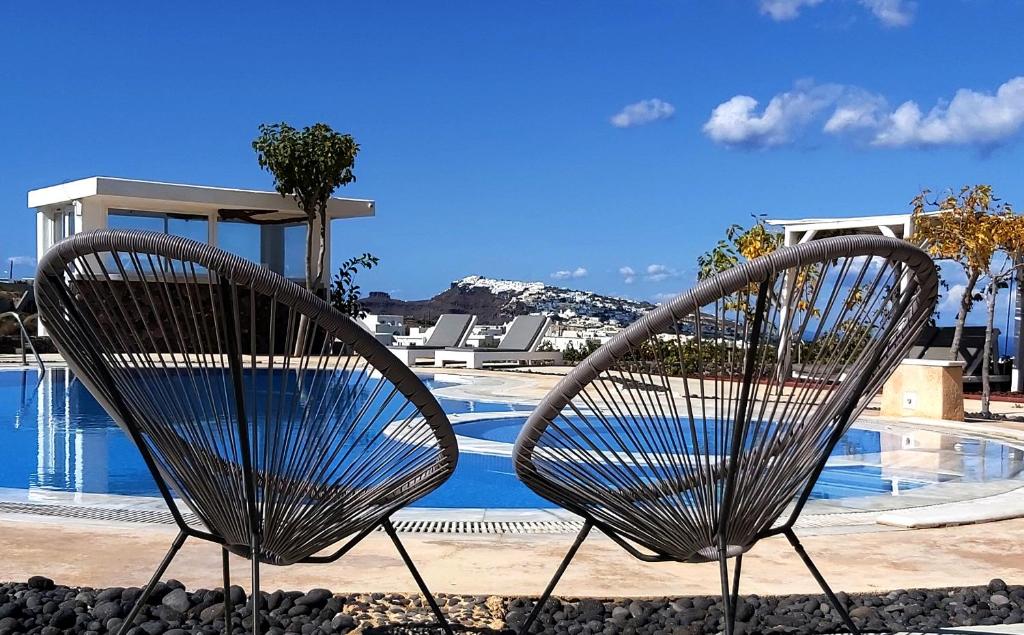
(982, 278, 996, 418)
(315, 206, 328, 298)
(949, 268, 980, 361)
(293, 217, 317, 357)
(305, 217, 315, 291)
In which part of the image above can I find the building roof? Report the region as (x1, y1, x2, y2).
(766, 213, 912, 232)
(27, 177, 375, 222)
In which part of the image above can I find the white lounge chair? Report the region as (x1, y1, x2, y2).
(388, 313, 477, 365)
(433, 315, 562, 369)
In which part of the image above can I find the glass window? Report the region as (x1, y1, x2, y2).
(283, 224, 307, 280)
(108, 209, 209, 243)
(217, 221, 263, 266)
(167, 216, 209, 243)
(106, 209, 210, 274)
(216, 220, 307, 279)
(108, 211, 165, 233)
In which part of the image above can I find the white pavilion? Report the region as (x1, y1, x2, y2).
(29, 176, 374, 280)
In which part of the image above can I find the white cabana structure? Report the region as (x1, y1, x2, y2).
(769, 212, 1024, 392)
(766, 213, 914, 246)
(30, 176, 374, 279)
(29, 176, 375, 335)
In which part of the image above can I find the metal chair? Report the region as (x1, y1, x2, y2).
(513, 235, 938, 635)
(35, 229, 459, 635)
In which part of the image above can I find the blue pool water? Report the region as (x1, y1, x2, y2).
(1, 369, 1022, 508)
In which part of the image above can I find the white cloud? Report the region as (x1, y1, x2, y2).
(703, 82, 841, 148)
(610, 99, 676, 128)
(6, 256, 35, 266)
(759, 0, 823, 21)
(823, 90, 887, 134)
(709, 76, 1024, 150)
(870, 77, 1024, 148)
(653, 291, 682, 303)
(859, 0, 915, 27)
(550, 267, 588, 281)
(758, 0, 914, 26)
(620, 264, 682, 283)
(645, 264, 681, 282)
(938, 283, 967, 317)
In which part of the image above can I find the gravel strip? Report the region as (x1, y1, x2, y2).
(0, 577, 1020, 634)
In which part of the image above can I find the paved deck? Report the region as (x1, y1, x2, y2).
(1, 512, 1023, 597)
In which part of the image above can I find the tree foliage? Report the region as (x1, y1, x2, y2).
(252, 122, 360, 293)
(329, 253, 379, 319)
(697, 214, 783, 281)
(912, 184, 1020, 416)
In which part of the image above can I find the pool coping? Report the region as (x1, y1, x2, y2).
(2, 364, 1023, 533)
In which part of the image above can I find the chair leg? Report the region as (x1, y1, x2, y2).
(731, 554, 743, 614)
(718, 553, 734, 635)
(382, 519, 454, 635)
(723, 554, 743, 634)
(222, 547, 233, 629)
(783, 529, 860, 635)
(117, 531, 187, 635)
(520, 520, 593, 635)
(251, 533, 262, 635)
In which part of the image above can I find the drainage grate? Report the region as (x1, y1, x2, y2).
(0, 501, 586, 534)
(385, 519, 586, 534)
(0, 500, 877, 534)
(0, 501, 199, 526)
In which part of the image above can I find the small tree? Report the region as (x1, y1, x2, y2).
(914, 185, 1019, 416)
(329, 253, 379, 319)
(979, 211, 1024, 416)
(912, 185, 1001, 361)
(253, 122, 360, 295)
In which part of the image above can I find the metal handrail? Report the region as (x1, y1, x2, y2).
(0, 311, 45, 373)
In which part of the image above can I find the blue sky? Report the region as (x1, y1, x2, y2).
(3, 1, 1024, 314)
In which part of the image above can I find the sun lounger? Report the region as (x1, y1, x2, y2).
(388, 313, 477, 365)
(433, 315, 561, 369)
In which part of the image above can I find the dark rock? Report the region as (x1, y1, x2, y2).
(48, 607, 76, 628)
(161, 588, 191, 613)
(122, 587, 142, 605)
(295, 588, 332, 608)
(152, 605, 182, 623)
(267, 590, 284, 611)
(93, 601, 122, 622)
(96, 587, 125, 603)
(200, 602, 225, 623)
(229, 585, 246, 606)
(140, 620, 166, 635)
(27, 577, 54, 591)
(331, 613, 356, 630)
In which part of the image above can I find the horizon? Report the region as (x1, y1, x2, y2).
(4, 1, 1024, 329)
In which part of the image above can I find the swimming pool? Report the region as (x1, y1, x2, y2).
(2, 368, 1022, 508)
